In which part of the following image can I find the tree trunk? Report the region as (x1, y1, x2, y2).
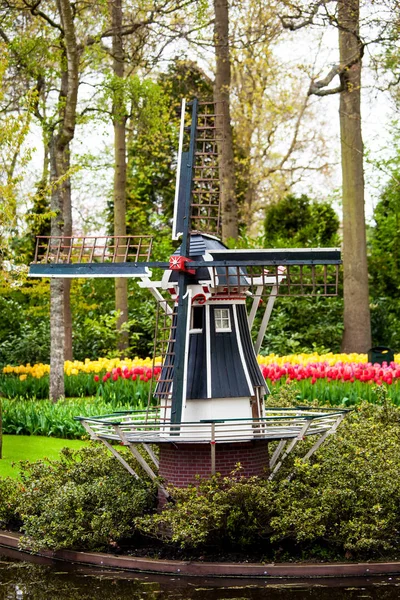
(49, 0, 79, 401)
(111, 0, 129, 351)
(63, 143, 73, 361)
(338, 0, 371, 352)
(213, 0, 238, 242)
(49, 136, 66, 401)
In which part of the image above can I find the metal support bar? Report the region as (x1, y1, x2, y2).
(115, 425, 158, 478)
(99, 438, 141, 480)
(81, 419, 142, 479)
(268, 420, 312, 480)
(255, 283, 279, 354)
(127, 443, 158, 481)
(116, 425, 170, 500)
(248, 285, 263, 330)
(142, 443, 159, 469)
(286, 414, 345, 481)
(269, 439, 287, 469)
(302, 414, 345, 463)
(138, 278, 173, 315)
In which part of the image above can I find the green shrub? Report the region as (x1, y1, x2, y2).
(137, 472, 276, 550)
(138, 403, 400, 559)
(0, 477, 21, 529)
(17, 445, 156, 552)
(0, 312, 50, 368)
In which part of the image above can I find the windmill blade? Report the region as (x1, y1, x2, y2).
(172, 98, 187, 240)
(188, 248, 342, 298)
(171, 99, 223, 241)
(205, 247, 341, 265)
(168, 98, 198, 425)
(28, 235, 155, 278)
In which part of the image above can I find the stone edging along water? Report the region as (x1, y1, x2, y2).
(1, 530, 400, 579)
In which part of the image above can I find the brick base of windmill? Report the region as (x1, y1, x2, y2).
(157, 441, 270, 506)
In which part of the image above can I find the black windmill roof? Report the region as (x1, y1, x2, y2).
(167, 234, 249, 286)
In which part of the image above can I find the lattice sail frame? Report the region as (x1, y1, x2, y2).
(191, 101, 224, 235)
(211, 263, 340, 298)
(33, 235, 153, 264)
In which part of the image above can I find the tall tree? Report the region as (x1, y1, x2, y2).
(48, 0, 79, 400)
(0, 0, 79, 394)
(111, 0, 129, 351)
(213, 0, 238, 242)
(337, 0, 370, 352)
(0, 51, 33, 260)
(281, 0, 371, 352)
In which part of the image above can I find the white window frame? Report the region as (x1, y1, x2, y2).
(214, 308, 231, 332)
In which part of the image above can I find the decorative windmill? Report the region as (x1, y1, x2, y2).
(29, 98, 347, 501)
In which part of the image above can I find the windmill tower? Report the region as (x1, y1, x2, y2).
(29, 99, 346, 501)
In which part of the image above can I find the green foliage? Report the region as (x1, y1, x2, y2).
(138, 403, 400, 559)
(264, 193, 340, 248)
(269, 401, 400, 556)
(1, 397, 136, 438)
(247, 193, 344, 354)
(0, 277, 50, 367)
(0, 275, 160, 365)
(261, 296, 344, 355)
(123, 60, 213, 238)
(125, 78, 176, 232)
(0, 476, 21, 529)
(0, 319, 50, 367)
(137, 472, 274, 549)
(368, 164, 400, 350)
(369, 174, 400, 298)
(370, 297, 400, 351)
(16, 445, 156, 551)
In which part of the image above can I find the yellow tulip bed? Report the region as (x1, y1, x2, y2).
(1, 352, 400, 406)
(4, 352, 400, 379)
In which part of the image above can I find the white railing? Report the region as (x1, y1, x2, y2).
(77, 408, 346, 445)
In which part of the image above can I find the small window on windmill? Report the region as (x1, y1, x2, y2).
(215, 308, 231, 332)
(190, 306, 204, 333)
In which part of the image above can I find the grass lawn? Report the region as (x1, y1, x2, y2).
(0, 435, 89, 479)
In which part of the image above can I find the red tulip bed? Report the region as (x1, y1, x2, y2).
(2, 354, 400, 406)
(260, 359, 400, 406)
(93, 358, 400, 407)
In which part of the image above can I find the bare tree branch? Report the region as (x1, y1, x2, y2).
(21, 0, 64, 33)
(280, 0, 328, 30)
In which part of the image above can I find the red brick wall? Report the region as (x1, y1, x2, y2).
(159, 441, 269, 488)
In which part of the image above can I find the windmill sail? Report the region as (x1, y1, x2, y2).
(29, 235, 153, 278)
(172, 99, 222, 240)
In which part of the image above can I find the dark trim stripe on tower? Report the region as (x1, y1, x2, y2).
(236, 304, 268, 392)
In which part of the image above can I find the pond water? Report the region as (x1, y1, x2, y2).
(1, 551, 400, 600)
